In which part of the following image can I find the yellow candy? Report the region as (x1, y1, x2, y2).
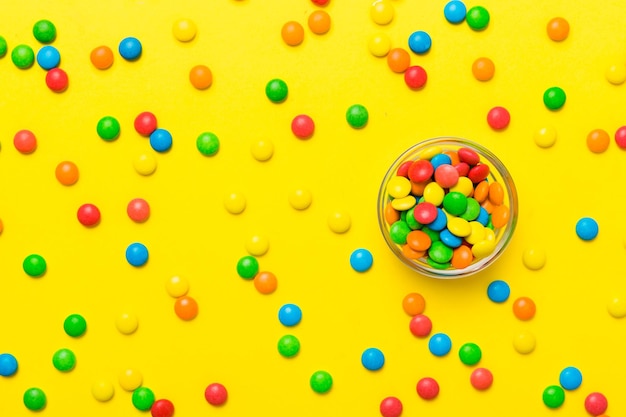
(115, 312, 138, 335)
(92, 380, 115, 402)
(288, 188, 312, 210)
(386, 176, 411, 198)
(606, 63, 626, 85)
(534, 126, 557, 148)
(133, 153, 157, 176)
(607, 297, 626, 318)
(465, 221, 486, 245)
(327, 211, 351, 234)
(368, 33, 391, 57)
(118, 368, 143, 392)
(513, 331, 536, 354)
(165, 275, 190, 298)
(172, 18, 197, 42)
(391, 195, 416, 211)
(251, 139, 274, 161)
(423, 182, 444, 206)
(223, 192, 246, 214)
(419, 146, 443, 160)
(522, 248, 546, 270)
(370, 0, 394, 25)
(245, 234, 270, 256)
(450, 176, 474, 196)
(447, 216, 471, 237)
(484, 228, 496, 242)
(472, 239, 496, 258)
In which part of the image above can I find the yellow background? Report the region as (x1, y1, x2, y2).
(1, 0, 626, 416)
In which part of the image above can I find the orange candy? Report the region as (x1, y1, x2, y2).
(254, 271, 278, 294)
(402, 245, 424, 260)
(55, 161, 79, 186)
(443, 150, 460, 166)
(308, 10, 331, 35)
(402, 292, 426, 316)
(90, 45, 114, 70)
(0, 218, 3, 235)
(410, 180, 430, 197)
(387, 48, 410, 73)
(473, 181, 489, 203)
(488, 182, 504, 205)
(513, 297, 536, 321)
(472, 57, 495, 81)
(282, 21, 304, 46)
(480, 199, 495, 214)
(189, 65, 213, 90)
(547, 17, 569, 42)
(174, 295, 199, 320)
(586, 128, 610, 153)
(451, 245, 473, 269)
(384, 203, 400, 225)
(491, 205, 510, 228)
(406, 230, 431, 252)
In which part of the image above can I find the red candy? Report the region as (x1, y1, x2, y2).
(205, 383, 228, 406)
(454, 162, 470, 177)
(46, 68, 69, 92)
(379, 396, 403, 417)
(127, 198, 151, 223)
(615, 126, 626, 149)
(487, 106, 510, 130)
(311, 0, 330, 5)
(134, 112, 158, 136)
(409, 314, 432, 337)
(397, 160, 413, 177)
(404, 65, 427, 89)
(413, 202, 438, 224)
(434, 164, 459, 188)
(416, 377, 439, 400)
(468, 164, 490, 183)
(151, 399, 175, 417)
(14, 129, 37, 154)
(470, 368, 493, 390)
(458, 147, 480, 165)
(291, 114, 315, 139)
(584, 392, 608, 416)
(408, 160, 434, 183)
(77, 203, 101, 227)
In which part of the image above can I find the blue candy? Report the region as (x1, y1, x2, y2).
(476, 207, 490, 226)
(575, 217, 598, 241)
(408, 30, 432, 54)
(125, 242, 149, 267)
(361, 347, 385, 371)
(429, 154, 452, 171)
(487, 280, 510, 303)
(278, 303, 302, 327)
(444, 0, 467, 24)
(149, 128, 173, 153)
(118, 36, 142, 60)
(350, 248, 373, 272)
(36, 45, 60, 70)
(428, 333, 452, 357)
(559, 366, 582, 390)
(428, 208, 448, 231)
(0, 353, 18, 377)
(440, 228, 462, 248)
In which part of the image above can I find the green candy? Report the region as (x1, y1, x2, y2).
(23, 254, 46, 277)
(460, 198, 481, 221)
(277, 334, 300, 358)
(196, 132, 220, 156)
(23, 388, 46, 411)
(466, 6, 490, 30)
(421, 227, 440, 242)
(33, 19, 57, 43)
(0, 36, 8, 57)
(97, 116, 121, 141)
(52, 348, 76, 372)
(265, 78, 288, 103)
(428, 241, 453, 263)
(310, 370, 333, 394)
(459, 342, 482, 365)
(543, 86, 566, 110)
(64, 314, 87, 337)
(542, 385, 565, 408)
(389, 220, 411, 244)
(406, 206, 422, 230)
(11, 44, 35, 69)
(426, 257, 450, 270)
(236, 255, 259, 279)
(346, 104, 368, 129)
(132, 387, 155, 411)
(443, 192, 468, 216)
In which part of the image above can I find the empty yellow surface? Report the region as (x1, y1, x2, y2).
(1, 1, 626, 416)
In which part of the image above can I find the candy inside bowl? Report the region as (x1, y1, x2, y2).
(378, 137, 518, 279)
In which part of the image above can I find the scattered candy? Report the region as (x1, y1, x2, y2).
(172, 18, 197, 42)
(116, 312, 139, 335)
(444, 0, 467, 24)
(585, 392, 608, 416)
(327, 211, 351, 233)
(513, 331, 536, 354)
(90, 45, 114, 69)
(205, 383, 228, 406)
(387, 48, 410, 73)
(513, 296, 536, 321)
(615, 126, 626, 149)
(288, 188, 313, 209)
(310, 370, 333, 393)
(278, 303, 302, 327)
(346, 104, 369, 129)
(196, 132, 220, 156)
(291, 114, 315, 139)
(11, 44, 35, 69)
(607, 296, 626, 318)
(253, 271, 278, 294)
(522, 247, 546, 270)
(470, 367, 493, 390)
(605, 63, 626, 85)
(368, 33, 391, 57)
(281, 21, 304, 46)
(46, 67, 69, 92)
(543, 86, 566, 110)
(13, 129, 37, 154)
(379, 396, 403, 417)
(91, 380, 115, 402)
(134, 153, 158, 175)
(428, 333, 452, 357)
(23, 254, 47, 277)
(126, 242, 149, 267)
(487, 106, 510, 130)
(251, 139, 274, 161)
(543, 385, 565, 408)
(361, 347, 385, 371)
(165, 276, 190, 298)
(586, 129, 610, 153)
(134, 111, 158, 136)
(77, 203, 101, 227)
(150, 128, 173, 153)
(127, 198, 151, 223)
(416, 377, 439, 400)
(402, 292, 426, 316)
(174, 295, 199, 320)
(546, 17, 569, 42)
(534, 126, 557, 148)
(151, 399, 175, 417)
(118, 36, 142, 60)
(466, 6, 490, 31)
(36, 45, 60, 70)
(409, 314, 432, 337)
(23, 387, 46, 411)
(487, 280, 510, 303)
(132, 386, 156, 411)
(245, 235, 270, 256)
(559, 366, 582, 390)
(458, 342, 482, 365)
(311, 0, 330, 5)
(472, 57, 495, 81)
(266, 78, 289, 103)
(308, 10, 331, 35)
(408, 31, 431, 55)
(55, 161, 79, 185)
(118, 368, 143, 391)
(277, 334, 300, 357)
(350, 248, 373, 272)
(52, 348, 76, 372)
(33, 19, 57, 43)
(576, 217, 599, 241)
(64, 313, 87, 337)
(0, 36, 7, 57)
(404, 65, 427, 89)
(189, 64, 213, 89)
(0, 353, 18, 376)
(223, 192, 246, 214)
(97, 116, 121, 141)
(236, 255, 259, 279)
(370, 0, 395, 25)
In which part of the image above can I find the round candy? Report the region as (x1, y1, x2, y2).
(428, 333, 452, 356)
(346, 104, 369, 129)
(576, 217, 599, 241)
(513, 297, 536, 320)
(606, 63, 626, 85)
(224, 192, 246, 214)
(308, 10, 331, 35)
(46, 67, 69, 92)
(132, 387, 155, 411)
(408, 31, 431, 54)
(387, 48, 410, 73)
(119, 37, 142, 60)
(127, 198, 150, 222)
(534, 126, 557, 148)
(151, 399, 175, 417)
(23, 254, 47, 277)
(458, 342, 481, 365)
(409, 314, 432, 338)
(444, 0, 467, 23)
(77, 203, 101, 227)
(543, 86, 566, 110)
(91, 380, 115, 402)
(126, 242, 149, 267)
(119, 368, 143, 391)
(470, 368, 493, 390)
(0, 353, 18, 376)
(149, 128, 173, 152)
(33, 19, 56, 43)
(165, 276, 189, 298)
(416, 377, 439, 400)
(237, 255, 259, 279)
(245, 235, 270, 256)
(379, 396, 403, 417)
(513, 331, 536, 354)
(370, 0, 394, 25)
(189, 64, 213, 89)
(134, 154, 157, 175)
(487, 280, 510, 303)
(291, 114, 315, 139)
(617, 126, 626, 149)
(64, 314, 87, 337)
(547, 17, 569, 41)
(310, 370, 333, 394)
(586, 128, 610, 153)
(11, 44, 35, 69)
(253, 271, 278, 294)
(288, 188, 312, 210)
(522, 247, 546, 270)
(278, 303, 302, 327)
(487, 106, 510, 130)
(266, 78, 288, 103)
(368, 33, 391, 58)
(559, 366, 582, 390)
(52, 348, 76, 372)
(97, 116, 121, 141)
(251, 139, 274, 161)
(585, 392, 608, 416)
(0, 36, 7, 57)
(14, 129, 37, 154)
(543, 385, 565, 408)
(466, 6, 490, 30)
(277, 334, 300, 358)
(361, 347, 385, 371)
(23, 387, 46, 411)
(90, 45, 114, 70)
(607, 296, 626, 318)
(172, 18, 197, 42)
(205, 383, 228, 406)
(404, 65, 427, 89)
(281, 21, 304, 46)
(56, 161, 79, 185)
(36, 45, 60, 69)
(174, 296, 198, 320)
(472, 57, 495, 81)
(196, 132, 220, 156)
(116, 312, 138, 335)
(311, 0, 330, 5)
(327, 211, 351, 233)
(402, 292, 425, 316)
(350, 248, 373, 272)
(134, 111, 157, 136)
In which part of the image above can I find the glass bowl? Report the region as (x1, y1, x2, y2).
(377, 137, 518, 279)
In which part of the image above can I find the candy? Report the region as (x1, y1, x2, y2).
(23, 254, 47, 277)
(174, 295, 198, 320)
(52, 348, 76, 372)
(576, 217, 599, 241)
(14, 129, 37, 154)
(522, 247, 546, 270)
(346, 104, 369, 128)
(118, 36, 142, 60)
(116, 312, 139, 334)
(278, 303, 302, 327)
(77, 203, 101, 227)
(428, 333, 452, 356)
(368, 33, 391, 57)
(546, 17, 569, 41)
(361, 347, 385, 371)
(370, 0, 394, 25)
(487, 280, 510, 303)
(585, 392, 608, 416)
(408, 31, 431, 54)
(458, 342, 482, 365)
(253, 271, 278, 294)
(237, 255, 259, 279)
(379, 397, 403, 417)
(132, 387, 156, 411)
(11, 44, 35, 69)
(165, 276, 189, 298)
(277, 334, 300, 357)
(36, 45, 60, 70)
(281, 21, 304, 46)
(291, 114, 315, 139)
(224, 192, 246, 214)
(119, 368, 143, 391)
(46, 67, 69, 92)
(90, 46, 114, 69)
(559, 366, 582, 390)
(543, 86, 566, 110)
(134, 153, 157, 175)
(466, 6, 490, 30)
(402, 292, 426, 315)
(23, 387, 46, 411)
(350, 248, 374, 272)
(543, 385, 565, 408)
(288, 188, 313, 209)
(487, 106, 510, 130)
(444, 1, 467, 23)
(607, 296, 626, 318)
(127, 198, 150, 223)
(172, 18, 197, 42)
(150, 128, 173, 152)
(513, 296, 536, 320)
(251, 139, 274, 161)
(196, 132, 220, 156)
(606, 63, 626, 85)
(586, 129, 610, 153)
(470, 368, 493, 390)
(308, 10, 331, 35)
(310, 370, 333, 393)
(404, 65, 428, 89)
(64, 314, 87, 337)
(151, 399, 175, 417)
(134, 111, 158, 136)
(126, 242, 149, 267)
(416, 377, 439, 400)
(513, 331, 536, 354)
(327, 211, 351, 233)
(33, 19, 56, 43)
(205, 383, 228, 406)
(387, 48, 410, 73)
(0, 36, 7, 57)
(266, 78, 288, 103)
(97, 116, 121, 141)
(92, 380, 115, 402)
(189, 65, 213, 89)
(0, 353, 18, 376)
(409, 314, 432, 337)
(534, 126, 557, 148)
